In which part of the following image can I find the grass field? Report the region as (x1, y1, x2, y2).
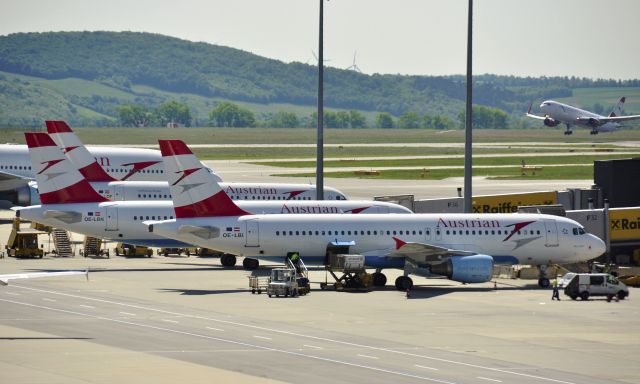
(2, 127, 640, 148)
(277, 165, 595, 181)
(1, 126, 637, 180)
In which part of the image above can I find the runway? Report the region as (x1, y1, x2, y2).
(1, 256, 637, 384)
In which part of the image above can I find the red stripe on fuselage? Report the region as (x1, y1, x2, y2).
(121, 161, 160, 180)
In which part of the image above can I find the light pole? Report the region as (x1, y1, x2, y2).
(316, 0, 324, 200)
(464, 0, 473, 213)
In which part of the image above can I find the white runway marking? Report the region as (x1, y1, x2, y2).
(303, 344, 323, 350)
(206, 326, 224, 332)
(253, 335, 272, 340)
(4, 292, 20, 296)
(10, 285, 578, 384)
(79, 304, 95, 309)
(357, 354, 379, 360)
(0, 297, 456, 384)
(161, 319, 179, 324)
(478, 377, 502, 382)
(119, 312, 136, 316)
(416, 365, 439, 371)
(42, 298, 56, 302)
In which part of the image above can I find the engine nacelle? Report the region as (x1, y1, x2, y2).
(429, 255, 494, 283)
(543, 117, 559, 127)
(0, 181, 40, 207)
(586, 117, 601, 127)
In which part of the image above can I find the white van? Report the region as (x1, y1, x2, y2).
(564, 273, 629, 301)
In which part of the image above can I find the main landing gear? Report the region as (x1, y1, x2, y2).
(395, 275, 414, 291)
(220, 254, 237, 267)
(372, 269, 387, 287)
(243, 257, 259, 270)
(537, 264, 551, 288)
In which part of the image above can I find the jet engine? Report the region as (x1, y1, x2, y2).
(586, 117, 601, 127)
(543, 117, 559, 127)
(429, 255, 494, 283)
(0, 181, 40, 207)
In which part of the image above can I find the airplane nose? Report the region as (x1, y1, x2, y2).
(590, 235, 606, 258)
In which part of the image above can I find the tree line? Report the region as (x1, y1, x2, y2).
(116, 100, 509, 129)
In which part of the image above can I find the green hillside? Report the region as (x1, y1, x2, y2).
(0, 31, 639, 127)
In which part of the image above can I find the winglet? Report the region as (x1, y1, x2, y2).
(25, 132, 110, 204)
(392, 236, 407, 250)
(159, 140, 250, 218)
(527, 102, 533, 115)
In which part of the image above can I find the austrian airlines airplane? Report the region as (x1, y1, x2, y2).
(148, 140, 606, 290)
(16, 133, 408, 267)
(526, 97, 640, 135)
(0, 123, 175, 206)
(7, 121, 348, 205)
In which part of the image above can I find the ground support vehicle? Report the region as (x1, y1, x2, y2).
(115, 243, 153, 257)
(320, 254, 372, 292)
(248, 275, 269, 294)
(564, 273, 629, 301)
(267, 268, 299, 297)
(6, 218, 46, 258)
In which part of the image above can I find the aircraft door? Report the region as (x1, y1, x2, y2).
(425, 228, 432, 241)
(114, 185, 125, 201)
(105, 206, 118, 231)
(245, 219, 259, 247)
(544, 219, 559, 247)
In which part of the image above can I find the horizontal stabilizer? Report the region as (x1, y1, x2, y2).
(177, 225, 220, 239)
(43, 210, 82, 224)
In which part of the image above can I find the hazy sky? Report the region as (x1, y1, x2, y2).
(3, 0, 639, 79)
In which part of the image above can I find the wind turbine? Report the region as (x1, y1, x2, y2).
(346, 51, 362, 73)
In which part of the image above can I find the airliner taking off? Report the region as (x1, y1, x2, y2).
(148, 140, 606, 289)
(16, 133, 408, 267)
(526, 97, 640, 135)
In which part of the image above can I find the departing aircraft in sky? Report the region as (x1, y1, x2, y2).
(147, 140, 606, 289)
(526, 97, 640, 135)
(16, 133, 407, 267)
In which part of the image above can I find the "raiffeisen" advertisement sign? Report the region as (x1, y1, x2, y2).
(609, 208, 640, 241)
(472, 191, 557, 213)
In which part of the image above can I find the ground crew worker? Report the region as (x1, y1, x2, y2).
(551, 278, 560, 301)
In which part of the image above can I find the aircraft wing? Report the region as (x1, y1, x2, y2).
(576, 114, 640, 124)
(43, 210, 82, 224)
(0, 170, 33, 182)
(525, 103, 547, 120)
(177, 225, 220, 240)
(0, 270, 88, 286)
(390, 239, 475, 265)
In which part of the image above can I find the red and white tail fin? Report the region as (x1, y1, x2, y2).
(24, 132, 109, 204)
(609, 97, 626, 117)
(46, 121, 117, 182)
(158, 140, 249, 218)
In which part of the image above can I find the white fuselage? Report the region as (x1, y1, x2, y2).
(0, 144, 168, 181)
(151, 213, 606, 268)
(540, 101, 619, 132)
(16, 200, 410, 247)
(74, 181, 348, 202)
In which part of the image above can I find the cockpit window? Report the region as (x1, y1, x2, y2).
(573, 227, 586, 235)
